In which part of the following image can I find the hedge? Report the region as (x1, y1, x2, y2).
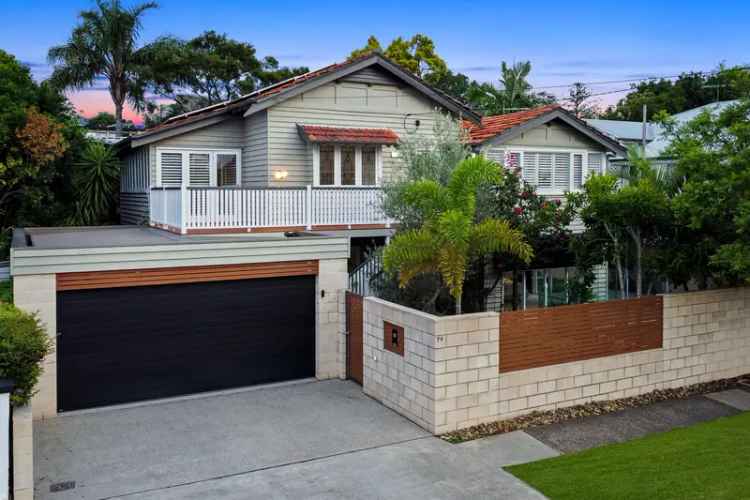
(0, 303, 52, 406)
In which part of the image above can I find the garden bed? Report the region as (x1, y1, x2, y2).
(440, 375, 747, 443)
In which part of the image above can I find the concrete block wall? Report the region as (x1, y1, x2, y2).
(13, 274, 56, 420)
(364, 288, 750, 435)
(12, 404, 33, 500)
(316, 258, 348, 380)
(362, 298, 439, 431)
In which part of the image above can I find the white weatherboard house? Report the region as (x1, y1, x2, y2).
(11, 54, 626, 421)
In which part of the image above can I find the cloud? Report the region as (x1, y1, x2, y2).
(456, 65, 497, 72)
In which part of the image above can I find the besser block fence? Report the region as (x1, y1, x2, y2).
(357, 287, 750, 435)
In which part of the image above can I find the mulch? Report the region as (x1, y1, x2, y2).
(441, 375, 748, 443)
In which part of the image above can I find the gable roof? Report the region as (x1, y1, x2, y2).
(121, 53, 481, 149)
(463, 105, 627, 156)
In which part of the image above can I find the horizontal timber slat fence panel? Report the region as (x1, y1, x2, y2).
(499, 296, 663, 373)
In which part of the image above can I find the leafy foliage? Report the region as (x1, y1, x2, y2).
(601, 65, 750, 121)
(349, 34, 447, 80)
(662, 99, 750, 284)
(85, 111, 117, 129)
(383, 157, 533, 314)
(382, 113, 470, 229)
(140, 31, 310, 108)
(72, 142, 120, 225)
(0, 303, 53, 407)
(0, 50, 89, 254)
(349, 36, 555, 115)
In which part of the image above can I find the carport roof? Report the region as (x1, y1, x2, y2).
(14, 226, 330, 250)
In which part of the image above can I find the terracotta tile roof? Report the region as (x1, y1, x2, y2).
(463, 105, 561, 144)
(299, 125, 399, 144)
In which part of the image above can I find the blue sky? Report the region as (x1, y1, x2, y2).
(2, 0, 748, 121)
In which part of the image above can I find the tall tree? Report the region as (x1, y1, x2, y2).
(566, 82, 598, 118)
(349, 34, 447, 80)
(48, 0, 158, 132)
(139, 32, 309, 114)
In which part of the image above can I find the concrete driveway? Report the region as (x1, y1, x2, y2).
(35, 380, 554, 499)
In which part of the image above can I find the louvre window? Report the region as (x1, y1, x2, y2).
(537, 153, 553, 188)
(554, 153, 570, 190)
(160, 152, 183, 187)
(504, 149, 607, 192)
(157, 149, 241, 187)
(189, 153, 210, 186)
(573, 154, 584, 188)
(522, 152, 537, 184)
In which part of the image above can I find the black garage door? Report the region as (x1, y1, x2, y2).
(57, 275, 315, 411)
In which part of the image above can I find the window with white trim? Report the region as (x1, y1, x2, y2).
(156, 148, 241, 187)
(313, 144, 383, 187)
(505, 149, 608, 193)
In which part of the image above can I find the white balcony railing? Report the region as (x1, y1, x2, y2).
(149, 186, 392, 233)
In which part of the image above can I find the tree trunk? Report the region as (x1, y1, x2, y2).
(603, 223, 626, 299)
(114, 102, 124, 133)
(455, 292, 462, 315)
(627, 227, 642, 297)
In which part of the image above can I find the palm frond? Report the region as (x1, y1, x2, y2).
(383, 229, 439, 288)
(469, 218, 534, 264)
(447, 156, 502, 214)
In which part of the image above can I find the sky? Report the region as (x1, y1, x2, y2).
(2, 0, 748, 124)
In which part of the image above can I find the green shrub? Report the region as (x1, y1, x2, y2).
(0, 303, 52, 406)
(0, 280, 12, 304)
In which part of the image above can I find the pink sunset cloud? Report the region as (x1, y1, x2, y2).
(67, 90, 146, 125)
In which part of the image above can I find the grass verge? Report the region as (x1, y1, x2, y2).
(506, 411, 750, 500)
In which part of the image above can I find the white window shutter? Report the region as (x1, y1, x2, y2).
(554, 153, 570, 190)
(537, 153, 553, 188)
(522, 152, 537, 184)
(160, 152, 183, 187)
(573, 154, 584, 188)
(189, 152, 211, 186)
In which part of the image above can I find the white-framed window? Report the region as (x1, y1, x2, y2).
(312, 144, 382, 187)
(156, 148, 241, 187)
(503, 148, 608, 194)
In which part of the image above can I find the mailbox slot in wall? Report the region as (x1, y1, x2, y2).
(383, 321, 405, 356)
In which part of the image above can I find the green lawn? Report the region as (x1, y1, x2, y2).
(506, 411, 750, 500)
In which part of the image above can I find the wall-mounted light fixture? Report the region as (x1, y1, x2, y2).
(273, 170, 289, 180)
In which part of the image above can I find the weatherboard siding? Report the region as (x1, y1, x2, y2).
(266, 80, 440, 186)
(243, 110, 269, 186)
(120, 147, 150, 224)
(147, 118, 246, 185)
(496, 121, 608, 151)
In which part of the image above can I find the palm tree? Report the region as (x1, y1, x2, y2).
(48, 0, 158, 132)
(500, 61, 532, 111)
(383, 156, 533, 314)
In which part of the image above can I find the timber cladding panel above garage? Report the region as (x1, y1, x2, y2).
(56, 260, 319, 290)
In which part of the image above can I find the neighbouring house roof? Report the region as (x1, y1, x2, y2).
(584, 119, 655, 142)
(587, 100, 740, 159)
(297, 125, 399, 145)
(118, 53, 481, 149)
(463, 105, 628, 156)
